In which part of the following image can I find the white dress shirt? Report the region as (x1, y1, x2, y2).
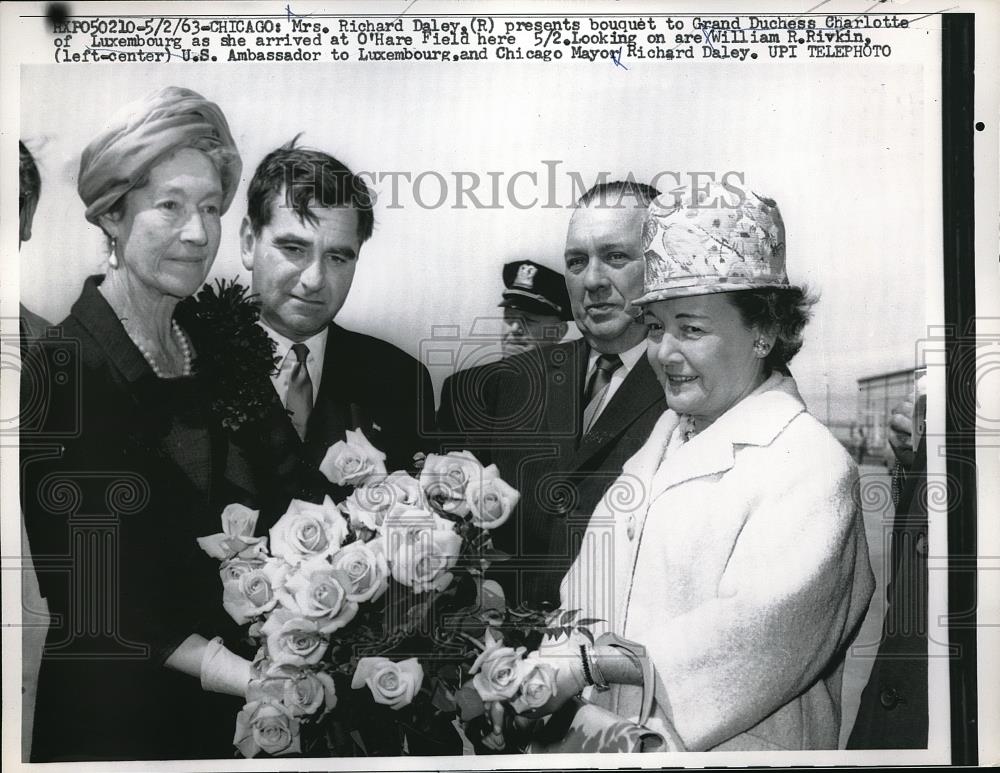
(584, 338, 648, 431)
(260, 322, 329, 408)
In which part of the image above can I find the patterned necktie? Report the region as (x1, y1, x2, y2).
(286, 343, 313, 440)
(582, 353, 622, 434)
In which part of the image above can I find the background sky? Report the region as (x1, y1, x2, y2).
(18, 53, 939, 427)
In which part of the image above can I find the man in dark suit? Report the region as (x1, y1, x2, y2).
(239, 139, 434, 504)
(437, 181, 665, 607)
(848, 399, 928, 748)
(437, 259, 571, 436)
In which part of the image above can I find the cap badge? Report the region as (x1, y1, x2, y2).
(513, 263, 538, 289)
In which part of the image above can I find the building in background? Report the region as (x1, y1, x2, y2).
(855, 368, 916, 465)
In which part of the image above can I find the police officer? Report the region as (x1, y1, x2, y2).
(497, 259, 572, 357)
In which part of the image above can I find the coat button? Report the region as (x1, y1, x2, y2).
(625, 513, 636, 540)
(879, 687, 903, 710)
(916, 534, 928, 555)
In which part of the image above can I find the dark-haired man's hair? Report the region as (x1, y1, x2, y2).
(19, 141, 41, 212)
(576, 180, 661, 210)
(246, 136, 374, 243)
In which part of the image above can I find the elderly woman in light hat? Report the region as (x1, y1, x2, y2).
(515, 185, 875, 752)
(21, 87, 263, 761)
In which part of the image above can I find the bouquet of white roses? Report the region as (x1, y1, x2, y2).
(198, 430, 526, 758)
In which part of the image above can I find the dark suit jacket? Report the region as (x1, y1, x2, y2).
(20, 277, 252, 761)
(19, 302, 49, 345)
(254, 322, 435, 522)
(304, 323, 434, 471)
(847, 438, 928, 749)
(437, 338, 666, 606)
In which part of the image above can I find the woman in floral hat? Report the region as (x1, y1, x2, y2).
(527, 184, 875, 751)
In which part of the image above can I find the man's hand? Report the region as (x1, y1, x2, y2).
(888, 399, 916, 469)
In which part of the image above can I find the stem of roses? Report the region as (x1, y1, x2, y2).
(455, 631, 487, 651)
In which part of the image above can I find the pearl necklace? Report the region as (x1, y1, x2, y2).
(130, 319, 192, 378)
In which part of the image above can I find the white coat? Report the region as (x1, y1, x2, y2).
(560, 373, 875, 751)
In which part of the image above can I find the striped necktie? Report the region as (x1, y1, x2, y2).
(582, 353, 622, 434)
(286, 342, 313, 440)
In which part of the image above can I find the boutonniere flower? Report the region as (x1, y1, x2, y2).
(181, 279, 279, 433)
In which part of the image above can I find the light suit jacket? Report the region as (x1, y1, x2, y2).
(561, 373, 875, 751)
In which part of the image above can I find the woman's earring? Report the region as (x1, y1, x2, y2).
(108, 239, 118, 269)
(753, 339, 770, 357)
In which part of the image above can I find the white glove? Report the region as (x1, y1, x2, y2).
(200, 636, 252, 697)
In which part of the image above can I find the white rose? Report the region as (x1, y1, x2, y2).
(221, 559, 284, 625)
(319, 428, 387, 486)
(233, 699, 300, 758)
(382, 504, 456, 543)
(510, 656, 558, 714)
(387, 521, 462, 594)
(329, 538, 389, 603)
(197, 503, 265, 560)
(351, 657, 423, 710)
(419, 451, 487, 517)
(465, 465, 519, 530)
(260, 609, 330, 667)
(275, 555, 358, 634)
(269, 496, 349, 565)
(344, 472, 425, 533)
(470, 629, 528, 702)
(249, 664, 338, 718)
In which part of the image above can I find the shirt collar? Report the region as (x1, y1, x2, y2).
(259, 321, 329, 367)
(588, 336, 648, 374)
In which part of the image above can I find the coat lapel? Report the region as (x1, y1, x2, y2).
(540, 339, 588, 462)
(569, 355, 663, 472)
(648, 373, 806, 500)
(71, 276, 215, 508)
(303, 324, 349, 465)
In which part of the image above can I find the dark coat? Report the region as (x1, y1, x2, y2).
(19, 302, 49, 344)
(847, 439, 928, 748)
(300, 322, 435, 473)
(251, 322, 436, 527)
(436, 338, 666, 606)
(20, 277, 255, 761)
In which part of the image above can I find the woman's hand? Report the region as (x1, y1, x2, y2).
(477, 701, 538, 752)
(480, 701, 510, 751)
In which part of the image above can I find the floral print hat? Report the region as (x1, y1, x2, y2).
(633, 181, 799, 305)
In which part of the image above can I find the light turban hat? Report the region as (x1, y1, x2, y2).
(78, 86, 242, 226)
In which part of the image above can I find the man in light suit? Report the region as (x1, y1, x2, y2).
(437, 181, 665, 606)
(239, 139, 434, 510)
